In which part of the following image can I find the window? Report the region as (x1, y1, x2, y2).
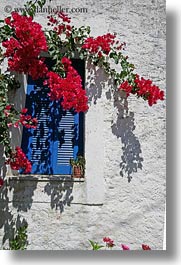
(21, 59, 85, 175)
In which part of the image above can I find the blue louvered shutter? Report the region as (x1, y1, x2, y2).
(21, 59, 85, 175)
(51, 102, 79, 174)
(21, 80, 55, 174)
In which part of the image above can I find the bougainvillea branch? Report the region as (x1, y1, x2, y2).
(2, 12, 48, 80)
(0, 0, 165, 181)
(6, 147, 32, 174)
(45, 57, 88, 112)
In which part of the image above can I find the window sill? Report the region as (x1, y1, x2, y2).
(8, 175, 85, 182)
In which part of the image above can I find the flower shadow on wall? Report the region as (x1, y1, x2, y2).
(86, 61, 108, 105)
(0, 178, 28, 248)
(44, 181, 74, 213)
(8, 179, 38, 212)
(111, 91, 143, 182)
(86, 64, 143, 183)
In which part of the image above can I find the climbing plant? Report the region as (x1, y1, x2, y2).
(0, 0, 165, 185)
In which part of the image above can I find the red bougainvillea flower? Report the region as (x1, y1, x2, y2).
(0, 177, 4, 188)
(119, 81, 133, 97)
(2, 12, 48, 80)
(19, 114, 38, 129)
(45, 57, 88, 113)
(82, 33, 116, 55)
(6, 147, 32, 174)
(121, 244, 130, 250)
(134, 74, 164, 106)
(21, 108, 28, 114)
(103, 237, 115, 248)
(58, 12, 71, 23)
(61, 57, 72, 67)
(47, 12, 72, 37)
(4, 104, 12, 117)
(5, 105, 12, 110)
(4, 105, 38, 129)
(142, 244, 151, 250)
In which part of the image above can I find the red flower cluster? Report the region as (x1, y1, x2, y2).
(103, 237, 115, 248)
(47, 12, 72, 37)
(4, 104, 12, 117)
(119, 81, 133, 97)
(2, 12, 48, 80)
(6, 147, 32, 173)
(4, 106, 38, 129)
(82, 33, 116, 56)
(18, 109, 38, 129)
(0, 177, 4, 188)
(142, 244, 151, 250)
(45, 57, 88, 113)
(119, 75, 164, 106)
(134, 75, 164, 106)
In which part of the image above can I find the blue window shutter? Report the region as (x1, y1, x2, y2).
(21, 79, 54, 174)
(52, 103, 80, 175)
(21, 59, 85, 175)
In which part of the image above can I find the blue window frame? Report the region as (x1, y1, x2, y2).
(21, 59, 85, 175)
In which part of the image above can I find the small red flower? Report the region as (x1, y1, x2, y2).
(0, 177, 4, 188)
(21, 108, 28, 114)
(61, 57, 72, 66)
(4, 17, 11, 25)
(5, 105, 12, 110)
(119, 81, 133, 97)
(121, 244, 130, 250)
(142, 244, 151, 250)
(103, 237, 115, 248)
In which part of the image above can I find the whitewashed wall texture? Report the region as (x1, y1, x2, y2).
(0, 0, 166, 250)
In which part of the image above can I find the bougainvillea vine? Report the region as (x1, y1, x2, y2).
(0, 0, 165, 177)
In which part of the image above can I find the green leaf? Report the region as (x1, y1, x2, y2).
(88, 240, 104, 251)
(79, 53, 84, 60)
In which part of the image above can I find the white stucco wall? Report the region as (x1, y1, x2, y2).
(0, 0, 166, 250)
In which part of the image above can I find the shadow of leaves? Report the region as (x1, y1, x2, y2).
(111, 91, 143, 182)
(44, 180, 74, 213)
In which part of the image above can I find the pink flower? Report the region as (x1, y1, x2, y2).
(13, 122, 19, 128)
(4, 110, 10, 117)
(7, 123, 13, 127)
(121, 244, 130, 250)
(103, 237, 115, 248)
